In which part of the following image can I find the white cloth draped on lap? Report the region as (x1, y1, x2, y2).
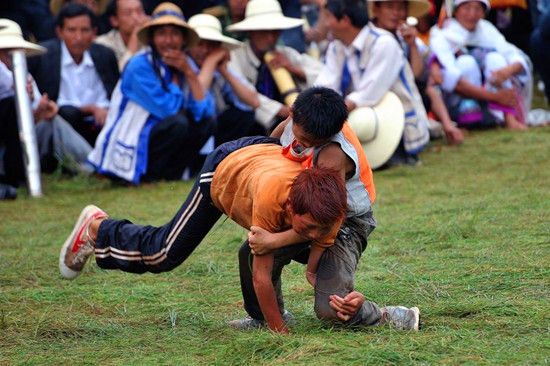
(87, 82, 151, 184)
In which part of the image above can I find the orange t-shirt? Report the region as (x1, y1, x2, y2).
(210, 144, 338, 249)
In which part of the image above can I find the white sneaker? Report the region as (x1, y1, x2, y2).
(59, 205, 108, 279)
(382, 306, 420, 331)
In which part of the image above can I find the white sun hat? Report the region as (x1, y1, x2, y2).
(454, 0, 491, 11)
(368, 0, 431, 19)
(226, 0, 304, 32)
(0, 19, 46, 56)
(188, 14, 242, 50)
(347, 92, 405, 170)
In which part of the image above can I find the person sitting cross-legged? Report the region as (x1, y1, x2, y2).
(27, 3, 120, 145)
(88, 3, 216, 184)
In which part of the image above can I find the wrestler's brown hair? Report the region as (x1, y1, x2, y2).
(288, 167, 347, 226)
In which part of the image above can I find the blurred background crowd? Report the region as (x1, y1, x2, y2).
(0, 0, 548, 199)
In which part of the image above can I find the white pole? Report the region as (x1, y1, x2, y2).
(11, 50, 43, 197)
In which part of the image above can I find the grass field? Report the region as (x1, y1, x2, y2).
(1, 126, 549, 365)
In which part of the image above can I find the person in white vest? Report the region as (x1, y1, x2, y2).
(429, 0, 531, 130)
(226, 0, 323, 132)
(316, 0, 430, 166)
(368, 0, 465, 145)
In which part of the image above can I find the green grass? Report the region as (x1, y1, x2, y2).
(1, 126, 549, 365)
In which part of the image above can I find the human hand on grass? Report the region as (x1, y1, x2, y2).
(329, 291, 365, 321)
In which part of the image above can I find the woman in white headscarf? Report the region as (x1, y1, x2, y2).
(429, 0, 531, 130)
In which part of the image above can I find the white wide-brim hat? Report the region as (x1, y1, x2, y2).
(347, 92, 405, 170)
(368, 0, 431, 18)
(188, 14, 242, 50)
(137, 2, 199, 49)
(226, 0, 304, 32)
(0, 19, 46, 56)
(454, 0, 491, 11)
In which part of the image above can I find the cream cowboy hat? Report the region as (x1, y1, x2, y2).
(0, 19, 47, 56)
(50, 0, 110, 16)
(188, 14, 242, 50)
(136, 2, 199, 49)
(368, 0, 431, 18)
(347, 92, 405, 170)
(226, 0, 304, 32)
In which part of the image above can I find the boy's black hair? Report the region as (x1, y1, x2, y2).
(56, 2, 98, 29)
(292, 87, 348, 140)
(325, 0, 369, 28)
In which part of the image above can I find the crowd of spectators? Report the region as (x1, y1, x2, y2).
(0, 0, 549, 199)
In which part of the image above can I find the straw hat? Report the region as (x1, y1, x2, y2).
(50, 0, 109, 16)
(0, 19, 46, 56)
(347, 92, 405, 170)
(188, 14, 242, 50)
(226, 0, 304, 32)
(368, 0, 431, 18)
(136, 2, 199, 49)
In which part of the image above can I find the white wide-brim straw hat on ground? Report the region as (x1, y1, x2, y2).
(137, 2, 199, 49)
(188, 14, 242, 50)
(50, 0, 109, 15)
(226, 0, 304, 32)
(0, 19, 46, 56)
(454, 0, 491, 11)
(368, 0, 431, 18)
(347, 92, 405, 170)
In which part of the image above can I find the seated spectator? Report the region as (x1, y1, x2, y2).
(94, 0, 149, 71)
(27, 3, 120, 145)
(369, 0, 464, 145)
(187, 14, 262, 147)
(88, 2, 215, 184)
(226, 0, 323, 132)
(316, 0, 429, 166)
(0, 19, 92, 199)
(50, 0, 111, 35)
(429, 0, 530, 130)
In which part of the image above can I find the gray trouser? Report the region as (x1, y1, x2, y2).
(238, 213, 381, 327)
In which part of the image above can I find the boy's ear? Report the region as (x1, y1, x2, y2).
(289, 106, 293, 119)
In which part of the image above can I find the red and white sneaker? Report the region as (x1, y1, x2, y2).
(59, 205, 108, 279)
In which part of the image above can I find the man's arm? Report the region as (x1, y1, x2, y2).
(306, 246, 323, 286)
(252, 253, 289, 334)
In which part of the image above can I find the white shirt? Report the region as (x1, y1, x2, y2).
(57, 41, 110, 109)
(0, 61, 42, 111)
(0, 61, 14, 100)
(315, 24, 404, 107)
